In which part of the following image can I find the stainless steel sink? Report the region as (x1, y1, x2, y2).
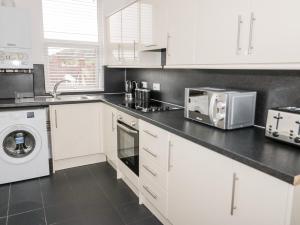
(16, 94, 102, 104)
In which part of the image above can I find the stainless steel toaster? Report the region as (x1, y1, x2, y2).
(184, 87, 257, 130)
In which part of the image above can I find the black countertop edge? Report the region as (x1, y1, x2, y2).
(101, 96, 300, 186)
(0, 93, 299, 185)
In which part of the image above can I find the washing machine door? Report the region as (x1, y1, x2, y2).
(0, 125, 42, 164)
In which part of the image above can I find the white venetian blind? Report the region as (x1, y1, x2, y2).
(42, 0, 103, 92)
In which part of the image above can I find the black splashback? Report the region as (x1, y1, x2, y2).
(126, 68, 300, 127)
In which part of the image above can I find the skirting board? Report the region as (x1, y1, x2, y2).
(53, 153, 106, 172)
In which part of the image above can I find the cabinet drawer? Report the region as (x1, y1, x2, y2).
(140, 156, 167, 190)
(140, 175, 167, 217)
(140, 121, 169, 169)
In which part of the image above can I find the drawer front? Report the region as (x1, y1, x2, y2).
(140, 175, 167, 217)
(140, 156, 167, 190)
(140, 121, 169, 169)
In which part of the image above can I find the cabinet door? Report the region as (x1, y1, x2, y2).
(0, 7, 31, 48)
(106, 11, 122, 65)
(50, 103, 102, 160)
(166, 0, 197, 65)
(246, 0, 300, 63)
(232, 163, 290, 225)
(167, 134, 234, 225)
(140, 0, 167, 50)
(195, 0, 250, 64)
(102, 104, 118, 166)
(121, 2, 140, 64)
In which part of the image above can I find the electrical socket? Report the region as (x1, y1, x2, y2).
(153, 83, 160, 91)
(141, 81, 148, 88)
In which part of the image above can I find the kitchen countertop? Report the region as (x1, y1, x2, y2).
(1, 93, 300, 185)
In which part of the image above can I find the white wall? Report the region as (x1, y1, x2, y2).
(103, 0, 135, 16)
(15, 0, 44, 64)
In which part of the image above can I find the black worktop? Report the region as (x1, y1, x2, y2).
(1, 94, 300, 185)
(101, 95, 300, 185)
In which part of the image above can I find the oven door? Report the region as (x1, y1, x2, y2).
(117, 121, 139, 176)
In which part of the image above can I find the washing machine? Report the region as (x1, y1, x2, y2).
(0, 108, 50, 184)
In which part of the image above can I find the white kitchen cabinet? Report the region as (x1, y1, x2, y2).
(0, 7, 31, 49)
(167, 134, 235, 225)
(195, 0, 250, 64)
(49, 103, 103, 167)
(166, 0, 197, 65)
(102, 104, 118, 167)
(121, 2, 140, 64)
(245, 0, 300, 64)
(140, 0, 167, 51)
(167, 133, 292, 225)
(106, 11, 122, 66)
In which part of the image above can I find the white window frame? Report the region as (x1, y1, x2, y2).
(42, 0, 104, 93)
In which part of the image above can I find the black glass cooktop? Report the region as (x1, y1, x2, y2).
(121, 99, 183, 113)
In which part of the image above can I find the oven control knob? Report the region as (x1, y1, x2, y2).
(294, 137, 300, 144)
(272, 132, 279, 137)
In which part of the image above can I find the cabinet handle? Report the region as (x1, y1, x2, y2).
(143, 130, 157, 138)
(112, 112, 115, 131)
(142, 165, 157, 177)
(167, 33, 171, 56)
(143, 185, 158, 199)
(118, 44, 121, 61)
(236, 15, 243, 55)
(133, 41, 136, 60)
(142, 147, 157, 158)
(248, 12, 256, 55)
(168, 140, 173, 171)
(55, 110, 58, 129)
(230, 173, 239, 216)
(145, 44, 157, 48)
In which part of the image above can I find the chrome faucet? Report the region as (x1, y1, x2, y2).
(50, 79, 71, 98)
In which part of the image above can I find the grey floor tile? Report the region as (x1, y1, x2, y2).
(0, 217, 7, 225)
(117, 202, 153, 225)
(7, 209, 45, 225)
(9, 180, 43, 215)
(45, 202, 79, 225)
(51, 217, 83, 225)
(64, 166, 98, 189)
(0, 184, 9, 217)
(129, 216, 163, 225)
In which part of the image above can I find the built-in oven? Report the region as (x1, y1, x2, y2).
(117, 114, 139, 176)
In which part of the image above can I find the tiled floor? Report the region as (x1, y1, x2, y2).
(0, 162, 162, 225)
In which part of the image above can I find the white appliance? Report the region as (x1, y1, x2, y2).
(0, 6, 33, 69)
(266, 107, 300, 146)
(0, 108, 50, 184)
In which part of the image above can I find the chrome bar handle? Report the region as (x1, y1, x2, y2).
(133, 41, 136, 60)
(168, 140, 173, 171)
(142, 147, 157, 158)
(55, 110, 58, 129)
(230, 173, 239, 216)
(118, 44, 121, 61)
(112, 112, 115, 131)
(167, 33, 171, 56)
(117, 123, 138, 134)
(143, 130, 158, 138)
(143, 185, 158, 199)
(236, 15, 243, 55)
(248, 12, 256, 55)
(142, 165, 157, 177)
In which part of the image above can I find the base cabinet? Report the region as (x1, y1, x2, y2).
(167, 134, 292, 225)
(102, 104, 118, 167)
(49, 103, 103, 170)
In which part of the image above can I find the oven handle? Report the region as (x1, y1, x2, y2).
(117, 122, 138, 134)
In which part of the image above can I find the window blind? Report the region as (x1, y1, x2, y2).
(42, 0, 103, 92)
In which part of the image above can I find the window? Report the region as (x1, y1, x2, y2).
(42, 0, 103, 92)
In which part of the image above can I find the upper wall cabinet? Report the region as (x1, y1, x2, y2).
(140, 0, 167, 51)
(166, 0, 197, 65)
(165, 0, 300, 67)
(105, 1, 162, 67)
(246, 0, 300, 64)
